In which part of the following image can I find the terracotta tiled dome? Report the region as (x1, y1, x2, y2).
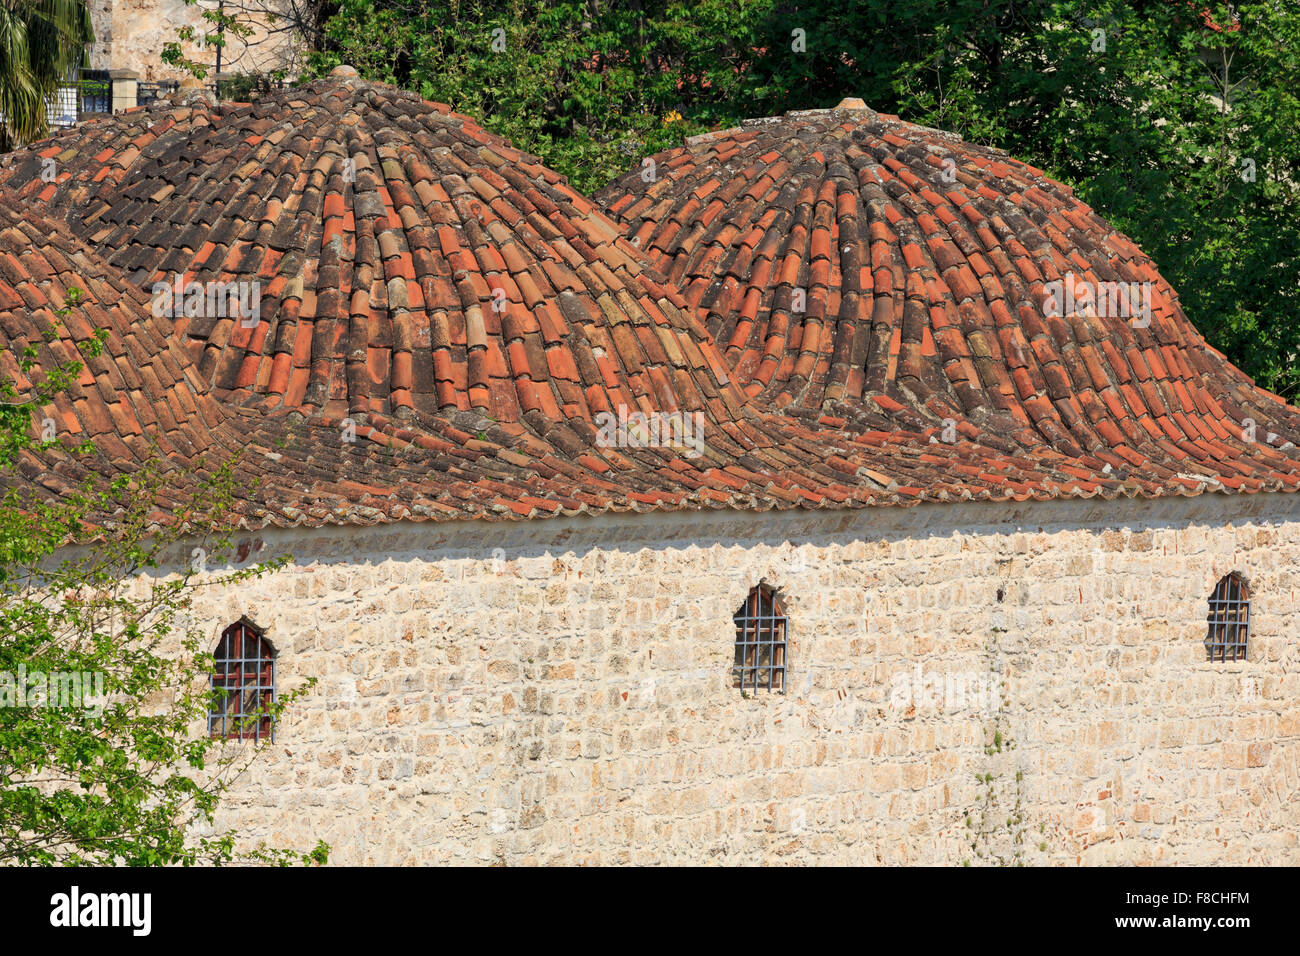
(0, 201, 232, 474)
(1, 75, 744, 442)
(5, 94, 218, 208)
(599, 105, 1300, 489)
(5, 80, 1300, 529)
(0, 194, 882, 526)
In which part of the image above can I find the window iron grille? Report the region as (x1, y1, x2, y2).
(78, 70, 112, 115)
(45, 69, 111, 129)
(45, 84, 78, 129)
(209, 619, 276, 740)
(1205, 573, 1249, 662)
(733, 584, 786, 693)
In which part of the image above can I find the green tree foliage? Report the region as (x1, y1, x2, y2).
(0, 0, 95, 150)
(305, 0, 767, 194)
(0, 290, 326, 865)
(741, 0, 1300, 398)
(161, 0, 334, 83)
(306, 0, 1300, 396)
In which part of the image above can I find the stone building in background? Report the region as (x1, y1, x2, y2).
(0, 72, 1297, 864)
(84, 0, 302, 81)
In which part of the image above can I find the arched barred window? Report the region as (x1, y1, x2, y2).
(733, 584, 787, 693)
(209, 618, 276, 740)
(1205, 573, 1249, 662)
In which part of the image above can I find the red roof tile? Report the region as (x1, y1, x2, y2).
(597, 103, 1300, 496)
(2, 80, 1298, 533)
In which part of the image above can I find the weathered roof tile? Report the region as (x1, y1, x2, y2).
(597, 105, 1300, 498)
(3, 80, 1298, 534)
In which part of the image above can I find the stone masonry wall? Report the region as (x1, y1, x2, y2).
(87, 0, 300, 81)
(154, 492, 1300, 865)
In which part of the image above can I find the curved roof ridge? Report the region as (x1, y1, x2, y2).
(597, 104, 1300, 498)
(1, 75, 1298, 533)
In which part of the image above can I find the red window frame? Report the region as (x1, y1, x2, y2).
(209, 619, 276, 741)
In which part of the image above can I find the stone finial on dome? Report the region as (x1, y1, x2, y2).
(835, 97, 869, 110)
(172, 76, 215, 107)
(330, 65, 360, 77)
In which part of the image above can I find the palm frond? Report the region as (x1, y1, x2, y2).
(0, 0, 93, 149)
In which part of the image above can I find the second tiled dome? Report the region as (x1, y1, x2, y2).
(598, 104, 1300, 476)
